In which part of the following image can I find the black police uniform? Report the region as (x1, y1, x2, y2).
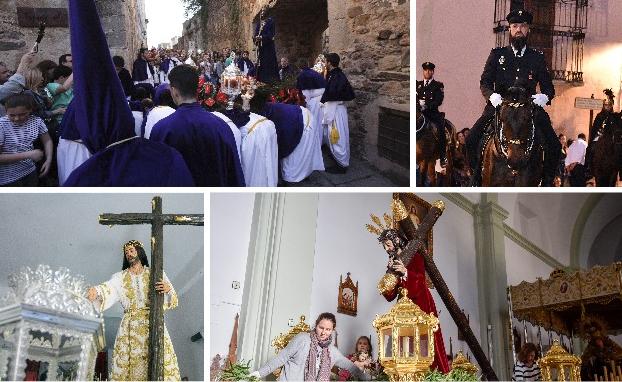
(466, 8, 561, 186)
(585, 109, 616, 173)
(466, 44, 561, 185)
(416, 78, 447, 163)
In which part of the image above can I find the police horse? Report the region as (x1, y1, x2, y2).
(481, 86, 544, 187)
(416, 103, 456, 186)
(590, 113, 622, 187)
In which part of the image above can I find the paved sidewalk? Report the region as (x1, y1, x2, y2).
(286, 150, 409, 187)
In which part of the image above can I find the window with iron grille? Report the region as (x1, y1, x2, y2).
(493, 0, 588, 85)
(378, 107, 409, 168)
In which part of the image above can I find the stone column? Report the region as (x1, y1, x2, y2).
(473, 193, 512, 380)
(237, 193, 319, 370)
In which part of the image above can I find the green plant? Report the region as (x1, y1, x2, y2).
(422, 368, 480, 381)
(217, 359, 259, 381)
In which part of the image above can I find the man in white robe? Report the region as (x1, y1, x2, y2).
(56, 103, 92, 186)
(320, 53, 355, 173)
(212, 111, 242, 161)
(281, 106, 324, 182)
(239, 111, 278, 186)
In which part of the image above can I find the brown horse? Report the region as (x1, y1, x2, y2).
(416, 106, 456, 186)
(482, 88, 544, 186)
(590, 113, 622, 187)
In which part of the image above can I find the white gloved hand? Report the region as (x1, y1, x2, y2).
(531, 93, 549, 107)
(489, 93, 503, 108)
(249, 371, 261, 379)
(419, 99, 425, 106)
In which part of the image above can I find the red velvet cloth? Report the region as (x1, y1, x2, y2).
(382, 252, 450, 373)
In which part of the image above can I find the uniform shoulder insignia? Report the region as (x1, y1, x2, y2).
(492, 47, 504, 53)
(437, 81, 444, 87)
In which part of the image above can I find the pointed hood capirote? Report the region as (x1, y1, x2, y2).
(68, 0, 136, 154)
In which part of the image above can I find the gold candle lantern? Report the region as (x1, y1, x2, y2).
(373, 288, 439, 381)
(452, 351, 479, 376)
(538, 339, 581, 381)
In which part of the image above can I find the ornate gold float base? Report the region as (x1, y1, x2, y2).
(382, 361, 429, 382)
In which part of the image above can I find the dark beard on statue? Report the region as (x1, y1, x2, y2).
(510, 34, 528, 52)
(386, 248, 399, 259)
(128, 256, 140, 265)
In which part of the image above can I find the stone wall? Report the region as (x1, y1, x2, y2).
(0, 0, 146, 75)
(187, 0, 410, 180)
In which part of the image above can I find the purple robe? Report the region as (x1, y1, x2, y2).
(261, 103, 304, 159)
(150, 103, 245, 187)
(64, 0, 194, 186)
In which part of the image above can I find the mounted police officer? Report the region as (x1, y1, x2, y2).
(466, 8, 561, 186)
(585, 89, 618, 176)
(416, 62, 447, 167)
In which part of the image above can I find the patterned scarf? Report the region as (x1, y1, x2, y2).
(304, 331, 332, 381)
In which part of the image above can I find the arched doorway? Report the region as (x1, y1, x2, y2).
(252, 0, 328, 69)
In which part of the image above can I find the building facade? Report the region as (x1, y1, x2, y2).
(0, 0, 147, 74)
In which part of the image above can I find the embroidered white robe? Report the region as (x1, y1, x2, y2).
(94, 268, 180, 381)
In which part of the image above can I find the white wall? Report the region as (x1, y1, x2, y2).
(504, 238, 554, 286)
(498, 193, 590, 267)
(210, 193, 256, 360)
(579, 194, 622, 268)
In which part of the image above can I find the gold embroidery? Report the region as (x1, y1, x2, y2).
(110, 267, 180, 380)
(247, 117, 268, 136)
(95, 283, 111, 312)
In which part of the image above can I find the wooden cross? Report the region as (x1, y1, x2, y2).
(396, 196, 499, 381)
(99, 196, 203, 381)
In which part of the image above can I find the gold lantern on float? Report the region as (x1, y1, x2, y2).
(452, 350, 479, 376)
(538, 339, 581, 381)
(373, 288, 439, 381)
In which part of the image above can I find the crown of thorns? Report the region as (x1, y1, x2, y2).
(123, 240, 144, 252)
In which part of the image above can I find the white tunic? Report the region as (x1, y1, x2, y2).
(239, 112, 278, 187)
(281, 106, 325, 182)
(132, 111, 144, 137)
(322, 101, 350, 167)
(212, 111, 242, 161)
(565, 138, 588, 166)
(302, 88, 326, 166)
(144, 106, 176, 139)
(57, 138, 91, 186)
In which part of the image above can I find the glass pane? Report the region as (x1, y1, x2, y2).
(382, 328, 392, 358)
(420, 333, 429, 357)
(397, 327, 415, 357)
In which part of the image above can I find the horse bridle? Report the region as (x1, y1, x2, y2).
(416, 113, 426, 133)
(494, 102, 536, 173)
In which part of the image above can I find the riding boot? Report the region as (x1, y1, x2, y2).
(437, 124, 448, 167)
(584, 146, 594, 179)
(536, 108, 561, 187)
